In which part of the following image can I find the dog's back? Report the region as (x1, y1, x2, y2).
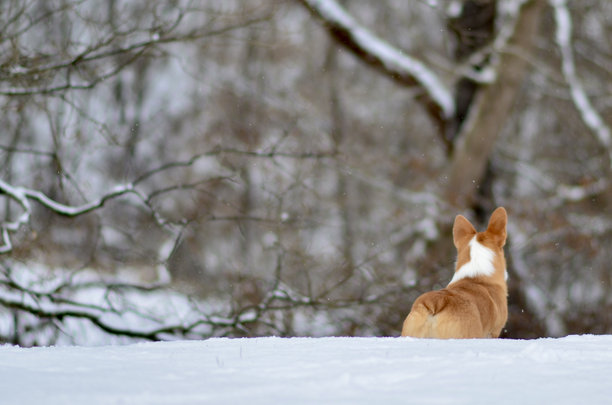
(402, 277, 507, 338)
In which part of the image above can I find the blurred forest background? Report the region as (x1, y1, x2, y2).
(1, 0, 611, 346)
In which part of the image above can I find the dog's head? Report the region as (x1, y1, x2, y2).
(450, 207, 507, 284)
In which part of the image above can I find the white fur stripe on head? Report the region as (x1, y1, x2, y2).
(448, 237, 495, 285)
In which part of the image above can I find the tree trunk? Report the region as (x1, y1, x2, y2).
(445, 0, 546, 207)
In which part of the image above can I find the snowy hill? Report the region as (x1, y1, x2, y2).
(2, 335, 612, 404)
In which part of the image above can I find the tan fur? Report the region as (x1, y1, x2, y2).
(401, 207, 508, 339)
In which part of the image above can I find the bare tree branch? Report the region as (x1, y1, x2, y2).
(297, 0, 454, 128)
(0, 145, 335, 254)
(550, 0, 612, 169)
(0, 11, 272, 96)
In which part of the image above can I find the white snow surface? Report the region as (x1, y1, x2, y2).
(2, 335, 612, 404)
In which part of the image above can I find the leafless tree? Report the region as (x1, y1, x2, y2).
(299, 0, 612, 337)
(1, 0, 611, 344)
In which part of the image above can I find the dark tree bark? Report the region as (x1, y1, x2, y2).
(445, 0, 546, 207)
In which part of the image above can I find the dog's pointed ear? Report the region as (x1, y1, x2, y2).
(486, 207, 507, 246)
(453, 215, 476, 248)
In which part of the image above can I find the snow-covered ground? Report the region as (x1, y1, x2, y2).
(2, 335, 612, 404)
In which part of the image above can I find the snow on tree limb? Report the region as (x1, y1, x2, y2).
(551, 0, 612, 167)
(445, 0, 546, 206)
(0, 178, 139, 253)
(0, 264, 217, 341)
(0, 256, 401, 343)
(299, 0, 454, 122)
(0, 147, 334, 254)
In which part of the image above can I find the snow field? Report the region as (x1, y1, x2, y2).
(1, 335, 612, 404)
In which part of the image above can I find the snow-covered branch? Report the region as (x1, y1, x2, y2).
(0, 145, 335, 254)
(298, 0, 454, 123)
(0, 255, 401, 344)
(0, 264, 216, 342)
(0, 179, 139, 253)
(499, 157, 609, 207)
(550, 0, 612, 167)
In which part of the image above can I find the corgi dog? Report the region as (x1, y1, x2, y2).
(401, 207, 508, 339)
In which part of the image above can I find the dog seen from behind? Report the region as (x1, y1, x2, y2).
(401, 207, 508, 339)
